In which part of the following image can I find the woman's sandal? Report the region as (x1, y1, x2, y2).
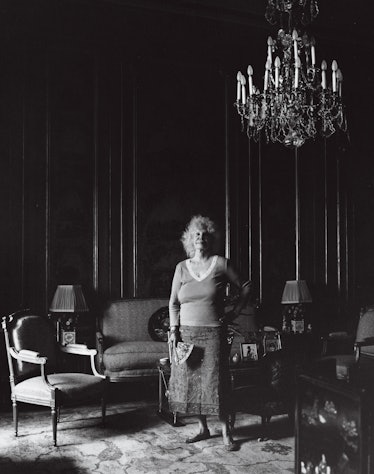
(185, 430, 211, 444)
(224, 438, 240, 452)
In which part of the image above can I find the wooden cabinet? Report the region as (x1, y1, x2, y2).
(296, 374, 374, 473)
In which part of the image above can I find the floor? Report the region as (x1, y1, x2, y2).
(0, 383, 295, 473)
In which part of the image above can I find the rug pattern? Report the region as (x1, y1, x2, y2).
(0, 402, 294, 473)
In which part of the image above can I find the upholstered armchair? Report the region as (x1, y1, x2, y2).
(2, 309, 108, 446)
(318, 306, 374, 380)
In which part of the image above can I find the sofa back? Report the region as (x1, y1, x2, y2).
(101, 298, 169, 345)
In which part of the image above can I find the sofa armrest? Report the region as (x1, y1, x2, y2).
(95, 331, 105, 373)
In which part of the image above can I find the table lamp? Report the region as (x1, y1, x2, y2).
(49, 285, 89, 345)
(281, 280, 312, 334)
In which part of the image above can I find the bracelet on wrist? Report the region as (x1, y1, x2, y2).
(169, 326, 179, 333)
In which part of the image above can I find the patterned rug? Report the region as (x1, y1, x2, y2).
(0, 401, 294, 473)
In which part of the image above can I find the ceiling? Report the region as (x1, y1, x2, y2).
(95, 0, 371, 45)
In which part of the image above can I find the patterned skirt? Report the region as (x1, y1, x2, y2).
(168, 325, 231, 416)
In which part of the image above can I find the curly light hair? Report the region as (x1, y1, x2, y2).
(181, 215, 218, 257)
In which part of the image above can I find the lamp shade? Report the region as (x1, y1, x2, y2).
(49, 285, 89, 313)
(281, 280, 312, 304)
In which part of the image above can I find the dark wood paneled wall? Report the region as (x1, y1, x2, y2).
(0, 0, 372, 335)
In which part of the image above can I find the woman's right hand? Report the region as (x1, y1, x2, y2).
(168, 327, 180, 346)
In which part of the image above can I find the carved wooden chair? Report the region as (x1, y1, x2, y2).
(2, 309, 108, 446)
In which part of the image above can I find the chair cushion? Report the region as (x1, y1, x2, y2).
(103, 341, 169, 372)
(14, 373, 105, 403)
(104, 367, 160, 379)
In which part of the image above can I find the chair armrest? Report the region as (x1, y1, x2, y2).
(320, 332, 354, 356)
(327, 331, 350, 338)
(354, 338, 374, 362)
(9, 348, 56, 390)
(9, 348, 47, 365)
(59, 343, 105, 378)
(60, 343, 96, 356)
(355, 337, 374, 347)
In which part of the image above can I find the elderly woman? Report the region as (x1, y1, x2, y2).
(168, 215, 251, 451)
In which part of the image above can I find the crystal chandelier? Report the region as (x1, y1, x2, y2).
(235, 0, 347, 148)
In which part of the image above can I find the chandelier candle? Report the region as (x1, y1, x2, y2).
(247, 65, 253, 96)
(236, 72, 241, 101)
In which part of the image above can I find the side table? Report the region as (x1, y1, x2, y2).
(229, 361, 261, 389)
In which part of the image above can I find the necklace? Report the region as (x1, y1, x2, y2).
(190, 256, 212, 278)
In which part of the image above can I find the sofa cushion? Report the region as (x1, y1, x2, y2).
(103, 341, 169, 372)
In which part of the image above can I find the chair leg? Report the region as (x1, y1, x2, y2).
(13, 400, 18, 437)
(258, 415, 271, 442)
(101, 396, 106, 427)
(51, 407, 58, 447)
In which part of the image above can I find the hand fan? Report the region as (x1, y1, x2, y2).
(174, 342, 194, 365)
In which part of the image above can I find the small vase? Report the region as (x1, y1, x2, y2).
(231, 353, 241, 365)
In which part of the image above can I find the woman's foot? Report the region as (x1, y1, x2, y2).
(185, 429, 211, 444)
(223, 436, 240, 451)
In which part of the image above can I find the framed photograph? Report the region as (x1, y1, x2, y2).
(61, 330, 76, 346)
(263, 331, 282, 354)
(240, 342, 258, 361)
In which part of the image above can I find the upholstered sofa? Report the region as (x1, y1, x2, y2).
(96, 298, 170, 382)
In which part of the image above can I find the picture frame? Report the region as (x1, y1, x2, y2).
(263, 331, 282, 354)
(61, 329, 76, 346)
(240, 342, 258, 361)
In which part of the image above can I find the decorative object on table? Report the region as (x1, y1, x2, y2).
(262, 327, 282, 354)
(234, 0, 347, 148)
(148, 306, 170, 342)
(240, 342, 258, 361)
(49, 285, 89, 345)
(281, 280, 312, 334)
(231, 352, 241, 365)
